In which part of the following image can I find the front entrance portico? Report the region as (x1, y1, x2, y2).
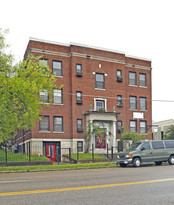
(84, 111, 119, 153)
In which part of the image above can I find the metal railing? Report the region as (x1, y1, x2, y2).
(0, 143, 51, 166)
(0, 142, 119, 166)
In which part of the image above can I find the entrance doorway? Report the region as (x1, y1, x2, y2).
(95, 133, 106, 149)
(46, 144, 56, 161)
(43, 142, 61, 162)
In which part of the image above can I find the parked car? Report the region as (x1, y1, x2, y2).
(117, 140, 174, 167)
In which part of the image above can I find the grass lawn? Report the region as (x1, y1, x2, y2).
(0, 149, 50, 163)
(0, 162, 117, 172)
(69, 153, 105, 160)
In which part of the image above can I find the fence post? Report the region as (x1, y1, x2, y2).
(57, 147, 60, 165)
(77, 145, 79, 162)
(111, 146, 113, 161)
(107, 143, 109, 159)
(23, 129, 25, 154)
(5, 143, 7, 165)
(92, 143, 94, 162)
(69, 148, 71, 164)
(29, 142, 31, 162)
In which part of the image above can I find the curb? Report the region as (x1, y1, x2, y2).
(0, 165, 118, 174)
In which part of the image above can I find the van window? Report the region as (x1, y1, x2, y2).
(142, 142, 150, 150)
(164, 141, 174, 148)
(152, 141, 164, 149)
(127, 142, 142, 151)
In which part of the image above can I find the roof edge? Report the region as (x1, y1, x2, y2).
(126, 54, 152, 62)
(70, 42, 125, 55)
(29, 37, 69, 47)
(28, 37, 151, 62)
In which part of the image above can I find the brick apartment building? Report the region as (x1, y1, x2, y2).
(18, 38, 152, 161)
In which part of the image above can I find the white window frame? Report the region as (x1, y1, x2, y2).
(130, 120, 137, 132)
(140, 121, 147, 133)
(53, 60, 62, 77)
(140, 97, 147, 111)
(94, 98, 107, 111)
(39, 116, 50, 132)
(95, 73, 105, 89)
(129, 72, 137, 86)
(139, 73, 146, 87)
(53, 116, 63, 132)
(40, 89, 49, 103)
(53, 89, 63, 104)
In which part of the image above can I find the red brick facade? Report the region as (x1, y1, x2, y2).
(22, 38, 152, 156)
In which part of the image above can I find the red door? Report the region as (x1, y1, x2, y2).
(95, 133, 106, 149)
(46, 144, 56, 162)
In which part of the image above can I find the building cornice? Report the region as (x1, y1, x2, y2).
(84, 111, 120, 116)
(126, 63, 151, 70)
(29, 48, 151, 70)
(71, 52, 125, 64)
(30, 48, 71, 57)
(84, 111, 120, 122)
(29, 38, 151, 62)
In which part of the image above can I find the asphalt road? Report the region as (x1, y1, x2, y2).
(1, 165, 174, 205)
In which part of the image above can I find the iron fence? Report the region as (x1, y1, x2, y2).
(0, 143, 52, 166)
(0, 142, 118, 166)
(75, 143, 118, 163)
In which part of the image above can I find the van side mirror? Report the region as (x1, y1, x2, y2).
(141, 147, 145, 151)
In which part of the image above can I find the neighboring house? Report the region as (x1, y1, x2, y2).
(152, 119, 174, 140)
(15, 38, 152, 161)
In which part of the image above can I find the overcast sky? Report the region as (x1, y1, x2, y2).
(1, 0, 174, 123)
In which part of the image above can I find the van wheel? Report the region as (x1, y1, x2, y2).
(155, 161, 162, 166)
(168, 155, 174, 165)
(119, 163, 127, 167)
(133, 158, 141, 167)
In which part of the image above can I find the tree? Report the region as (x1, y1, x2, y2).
(85, 123, 102, 152)
(119, 127, 145, 150)
(164, 125, 174, 140)
(0, 29, 57, 142)
(120, 131, 145, 143)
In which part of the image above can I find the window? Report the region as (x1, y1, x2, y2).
(140, 97, 147, 110)
(53, 89, 63, 104)
(77, 141, 83, 152)
(129, 96, 137, 110)
(96, 100, 105, 111)
(152, 141, 164, 149)
(117, 121, 122, 133)
(39, 59, 48, 74)
(129, 72, 136, 86)
(40, 89, 49, 103)
(139, 73, 146, 87)
(130, 120, 137, 132)
(39, 116, 50, 131)
(117, 95, 123, 107)
(53, 117, 63, 132)
(77, 119, 83, 132)
(164, 141, 174, 148)
(76, 91, 83, 104)
(76, 64, 82, 76)
(140, 121, 147, 133)
(117, 70, 122, 82)
(96, 73, 105, 89)
(53, 60, 62, 77)
(142, 142, 150, 150)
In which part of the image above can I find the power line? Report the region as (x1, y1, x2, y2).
(151, 99, 174, 103)
(63, 92, 174, 103)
